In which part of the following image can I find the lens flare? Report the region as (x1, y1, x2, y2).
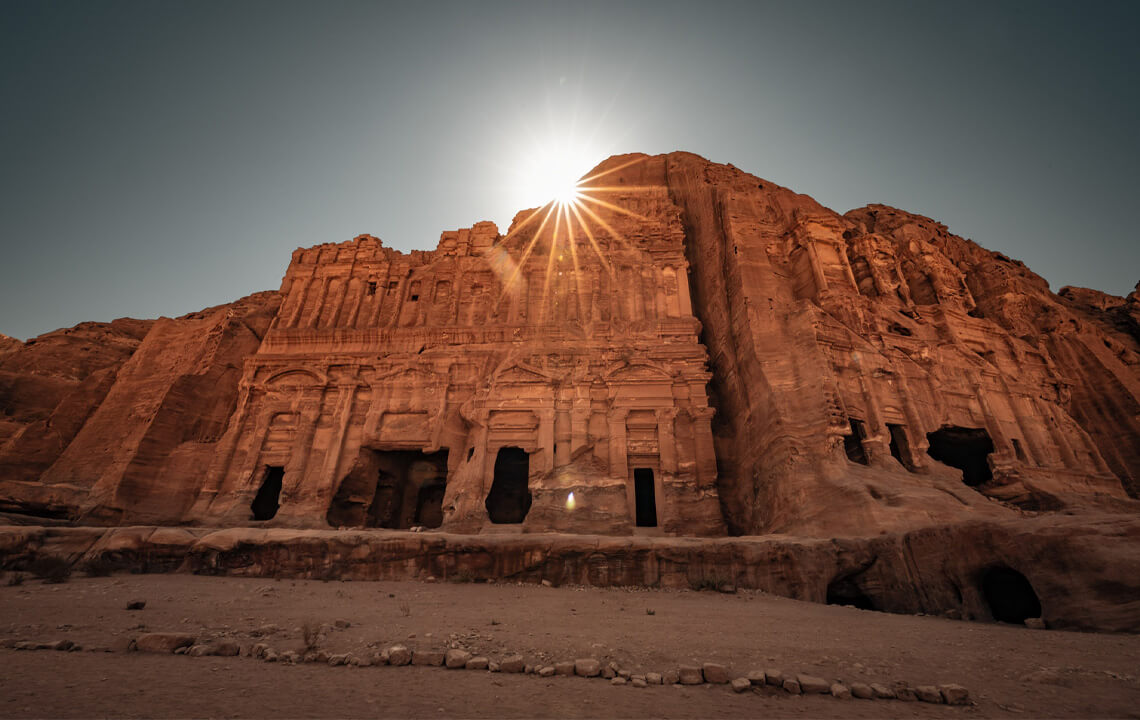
(566, 491, 576, 511)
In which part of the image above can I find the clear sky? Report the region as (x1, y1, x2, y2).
(2, 0, 1137, 340)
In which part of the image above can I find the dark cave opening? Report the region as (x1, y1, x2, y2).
(634, 468, 658, 527)
(326, 449, 448, 529)
(250, 466, 284, 521)
(826, 574, 877, 611)
(887, 424, 915, 471)
(981, 566, 1042, 624)
(843, 418, 869, 465)
(485, 447, 531, 524)
(926, 426, 995, 486)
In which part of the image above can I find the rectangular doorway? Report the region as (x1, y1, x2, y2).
(633, 468, 657, 527)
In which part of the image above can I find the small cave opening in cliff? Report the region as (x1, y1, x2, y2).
(926, 426, 994, 486)
(887, 424, 916, 471)
(486, 447, 531, 524)
(826, 574, 876, 611)
(981, 566, 1041, 624)
(633, 468, 658, 527)
(327, 449, 448, 529)
(250, 466, 284, 521)
(843, 418, 869, 465)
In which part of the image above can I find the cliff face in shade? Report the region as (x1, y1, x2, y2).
(0, 151, 1136, 538)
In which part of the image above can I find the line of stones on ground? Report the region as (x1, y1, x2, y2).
(1, 634, 971, 706)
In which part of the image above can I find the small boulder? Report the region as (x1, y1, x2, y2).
(575, 658, 601, 677)
(328, 654, 348, 666)
(940, 684, 970, 706)
(611, 677, 627, 686)
(662, 670, 679, 685)
(387, 645, 411, 666)
(782, 679, 801, 695)
(870, 683, 896, 699)
(731, 678, 751, 693)
(500, 655, 525, 673)
(632, 677, 648, 688)
(554, 661, 575, 676)
(1024, 617, 1046, 630)
(746, 670, 766, 686)
(135, 633, 196, 654)
(125, 600, 146, 611)
(601, 666, 616, 679)
(488, 661, 501, 672)
(210, 640, 241, 657)
(915, 685, 944, 704)
(830, 683, 852, 699)
(538, 666, 555, 677)
(678, 665, 704, 685)
(466, 656, 489, 670)
(646, 672, 662, 685)
(850, 682, 874, 699)
(445, 649, 471, 668)
(702, 663, 729, 684)
(895, 685, 918, 702)
(798, 675, 830, 694)
(765, 669, 784, 686)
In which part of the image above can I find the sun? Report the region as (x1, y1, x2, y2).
(516, 143, 592, 208)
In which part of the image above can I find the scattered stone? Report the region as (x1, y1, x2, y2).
(646, 672, 663, 685)
(554, 661, 575, 676)
(575, 658, 601, 677)
(702, 663, 729, 684)
(746, 670, 766, 686)
(280, 650, 300, 664)
(895, 685, 918, 702)
(334, 619, 350, 629)
(830, 683, 852, 699)
(765, 669, 784, 686)
(850, 682, 874, 699)
(662, 670, 680, 685)
(601, 666, 616, 679)
(538, 666, 555, 677)
(126, 600, 146, 611)
(187, 645, 210, 657)
(612, 677, 627, 686)
(445, 649, 471, 668)
(387, 645, 411, 666)
(731, 678, 751, 693)
(632, 677, 648, 688)
(210, 639, 241, 657)
(870, 682, 896, 699)
(618, 669, 632, 680)
(798, 675, 830, 694)
(1024, 617, 1046, 630)
(412, 649, 445, 666)
(263, 650, 278, 663)
(940, 684, 970, 706)
(678, 666, 704, 685)
(377, 648, 391, 665)
(46, 640, 74, 652)
(315, 649, 331, 663)
(915, 685, 944, 704)
(488, 661, 501, 673)
(466, 656, 489, 670)
(328, 653, 349, 666)
(500, 655, 525, 673)
(135, 633, 196, 654)
(251, 643, 269, 659)
(541, 579, 552, 587)
(109, 636, 136, 653)
(782, 679, 802, 695)
(349, 655, 371, 667)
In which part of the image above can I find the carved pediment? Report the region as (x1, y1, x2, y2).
(493, 362, 553, 385)
(264, 368, 323, 389)
(605, 362, 673, 383)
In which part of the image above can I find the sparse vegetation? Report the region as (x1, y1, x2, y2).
(399, 599, 411, 617)
(301, 621, 323, 652)
(30, 556, 72, 584)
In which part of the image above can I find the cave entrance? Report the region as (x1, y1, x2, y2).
(826, 574, 876, 611)
(633, 468, 658, 527)
(485, 447, 531, 524)
(926, 426, 994, 486)
(981, 566, 1041, 624)
(887, 423, 915, 471)
(843, 418, 869, 465)
(326, 449, 448, 529)
(250, 466, 284, 521)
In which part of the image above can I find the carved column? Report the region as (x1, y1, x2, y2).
(607, 407, 630, 479)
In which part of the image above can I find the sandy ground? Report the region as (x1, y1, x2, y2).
(1, 573, 1138, 719)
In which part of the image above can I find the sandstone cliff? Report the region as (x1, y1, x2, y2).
(0, 152, 1136, 539)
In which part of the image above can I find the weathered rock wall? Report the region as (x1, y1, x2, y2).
(2, 513, 1137, 633)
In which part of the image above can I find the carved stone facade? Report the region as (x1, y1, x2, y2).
(187, 192, 725, 535)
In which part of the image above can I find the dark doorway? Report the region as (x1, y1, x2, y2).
(634, 468, 658, 527)
(981, 566, 1042, 624)
(926, 426, 995, 486)
(327, 449, 448, 529)
(250, 466, 284, 521)
(843, 418, 869, 465)
(826, 574, 876, 611)
(486, 447, 531, 524)
(887, 423, 915, 471)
